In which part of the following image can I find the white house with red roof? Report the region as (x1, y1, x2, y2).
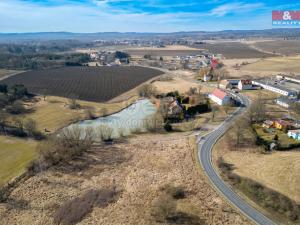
(209, 88, 231, 105)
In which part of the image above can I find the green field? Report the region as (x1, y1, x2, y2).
(0, 136, 37, 187)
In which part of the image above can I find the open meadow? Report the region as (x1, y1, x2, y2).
(0, 136, 37, 187)
(253, 40, 300, 56)
(241, 55, 300, 74)
(126, 45, 203, 57)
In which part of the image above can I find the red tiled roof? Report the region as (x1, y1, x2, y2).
(211, 88, 227, 100)
(240, 80, 252, 85)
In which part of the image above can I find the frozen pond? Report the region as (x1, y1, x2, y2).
(66, 99, 156, 138)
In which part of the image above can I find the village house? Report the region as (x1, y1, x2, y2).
(219, 80, 232, 89)
(262, 120, 274, 128)
(274, 119, 292, 131)
(238, 79, 253, 90)
(204, 73, 213, 82)
(287, 130, 300, 140)
(160, 97, 184, 121)
(209, 88, 231, 105)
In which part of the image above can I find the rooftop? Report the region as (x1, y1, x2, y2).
(211, 88, 228, 100)
(288, 130, 300, 135)
(254, 79, 300, 93)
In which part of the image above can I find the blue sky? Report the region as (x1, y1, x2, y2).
(0, 0, 299, 32)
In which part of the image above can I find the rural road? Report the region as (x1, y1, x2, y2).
(197, 94, 277, 225)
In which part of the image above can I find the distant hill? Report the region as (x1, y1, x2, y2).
(0, 29, 300, 42)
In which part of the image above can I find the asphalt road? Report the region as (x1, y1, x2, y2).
(197, 94, 277, 225)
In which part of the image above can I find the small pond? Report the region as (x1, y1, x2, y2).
(66, 99, 156, 139)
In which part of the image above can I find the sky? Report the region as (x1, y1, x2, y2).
(0, 0, 299, 33)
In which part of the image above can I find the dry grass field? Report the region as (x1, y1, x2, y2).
(253, 40, 300, 56)
(213, 130, 300, 204)
(0, 136, 37, 187)
(0, 133, 249, 225)
(242, 55, 300, 74)
(153, 76, 200, 94)
(126, 45, 203, 57)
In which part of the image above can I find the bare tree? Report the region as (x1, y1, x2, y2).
(34, 126, 94, 171)
(0, 111, 7, 133)
(211, 106, 217, 122)
(233, 116, 250, 150)
(247, 95, 267, 123)
(24, 118, 37, 136)
(40, 89, 47, 101)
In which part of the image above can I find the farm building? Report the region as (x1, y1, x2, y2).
(287, 130, 300, 140)
(274, 120, 292, 130)
(238, 80, 252, 90)
(276, 96, 298, 108)
(252, 79, 298, 97)
(276, 74, 300, 84)
(209, 88, 231, 105)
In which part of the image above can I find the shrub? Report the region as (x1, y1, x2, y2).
(162, 184, 186, 199)
(164, 122, 173, 132)
(144, 113, 164, 132)
(32, 126, 94, 171)
(96, 125, 113, 142)
(6, 100, 26, 114)
(138, 84, 157, 97)
(53, 188, 119, 225)
(151, 194, 204, 225)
